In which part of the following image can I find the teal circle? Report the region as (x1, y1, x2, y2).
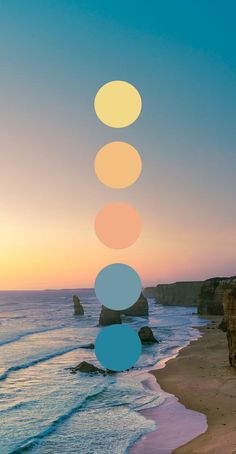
(95, 263, 142, 310)
(95, 325, 141, 371)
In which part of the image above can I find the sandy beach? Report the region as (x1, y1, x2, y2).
(152, 321, 236, 453)
(131, 319, 236, 453)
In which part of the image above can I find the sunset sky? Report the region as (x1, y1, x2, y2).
(0, 1, 236, 290)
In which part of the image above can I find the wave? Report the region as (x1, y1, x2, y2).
(10, 383, 107, 453)
(0, 325, 66, 348)
(0, 345, 82, 381)
(0, 401, 26, 413)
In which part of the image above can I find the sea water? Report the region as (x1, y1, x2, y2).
(0, 290, 208, 453)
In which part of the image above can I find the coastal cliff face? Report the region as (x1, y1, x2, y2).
(223, 285, 236, 368)
(197, 277, 236, 315)
(144, 282, 202, 307)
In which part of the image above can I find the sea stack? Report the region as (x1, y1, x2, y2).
(73, 295, 84, 315)
(98, 292, 148, 326)
(99, 306, 121, 326)
(122, 292, 149, 316)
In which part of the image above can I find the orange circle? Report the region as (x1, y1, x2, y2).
(94, 141, 142, 189)
(95, 203, 141, 249)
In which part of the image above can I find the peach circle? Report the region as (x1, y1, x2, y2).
(94, 142, 142, 189)
(95, 202, 141, 249)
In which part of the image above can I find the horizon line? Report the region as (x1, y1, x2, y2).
(0, 275, 234, 293)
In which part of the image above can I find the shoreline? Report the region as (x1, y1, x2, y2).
(131, 318, 236, 453)
(130, 324, 209, 454)
(130, 374, 207, 454)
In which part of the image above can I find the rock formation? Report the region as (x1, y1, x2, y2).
(80, 343, 95, 349)
(138, 326, 158, 344)
(122, 292, 149, 316)
(73, 295, 84, 315)
(99, 306, 122, 326)
(145, 281, 202, 307)
(222, 284, 236, 368)
(197, 276, 236, 315)
(69, 361, 115, 375)
(218, 318, 227, 332)
(70, 361, 105, 374)
(98, 292, 148, 326)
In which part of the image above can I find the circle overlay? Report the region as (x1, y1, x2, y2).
(95, 202, 141, 249)
(95, 263, 142, 311)
(94, 141, 142, 189)
(94, 81, 142, 128)
(95, 325, 141, 371)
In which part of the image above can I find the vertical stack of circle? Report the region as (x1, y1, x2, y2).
(94, 80, 143, 372)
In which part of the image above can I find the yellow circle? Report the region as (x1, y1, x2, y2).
(94, 80, 142, 128)
(95, 141, 142, 189)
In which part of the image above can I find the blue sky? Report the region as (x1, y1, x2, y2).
(0, 1, 235, 289)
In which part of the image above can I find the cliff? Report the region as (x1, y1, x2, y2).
(144, 281, 202, 307)
(223, 284, 236, 367)
(197, 276, 236, 315)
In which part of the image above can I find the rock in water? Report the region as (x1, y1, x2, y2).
(122, 293, 149, 316)
(81, 343, 95, 349)
(198, 276, 236, 315)
(98, 293, 148, 326)
(223, 285, 236, 368)
(99, 306, 122, 326)
(73, 295, 84, 315)
(138, 326, 158, 344)
(70, 361, 105, 374)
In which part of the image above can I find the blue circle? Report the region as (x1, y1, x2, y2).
(95, 325, 141, 371)
(95, 263, 142, 310)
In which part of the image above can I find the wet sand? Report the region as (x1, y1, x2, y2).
(130, 377, 207, 454)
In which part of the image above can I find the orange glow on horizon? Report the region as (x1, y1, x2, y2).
(1, 210, 235, 290)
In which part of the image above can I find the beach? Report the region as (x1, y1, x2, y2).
(134, 320, 236, 454)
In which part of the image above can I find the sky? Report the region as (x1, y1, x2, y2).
(0, 0, 236, 290)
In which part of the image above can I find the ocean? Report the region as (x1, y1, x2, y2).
(0, 289, 208, 453)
